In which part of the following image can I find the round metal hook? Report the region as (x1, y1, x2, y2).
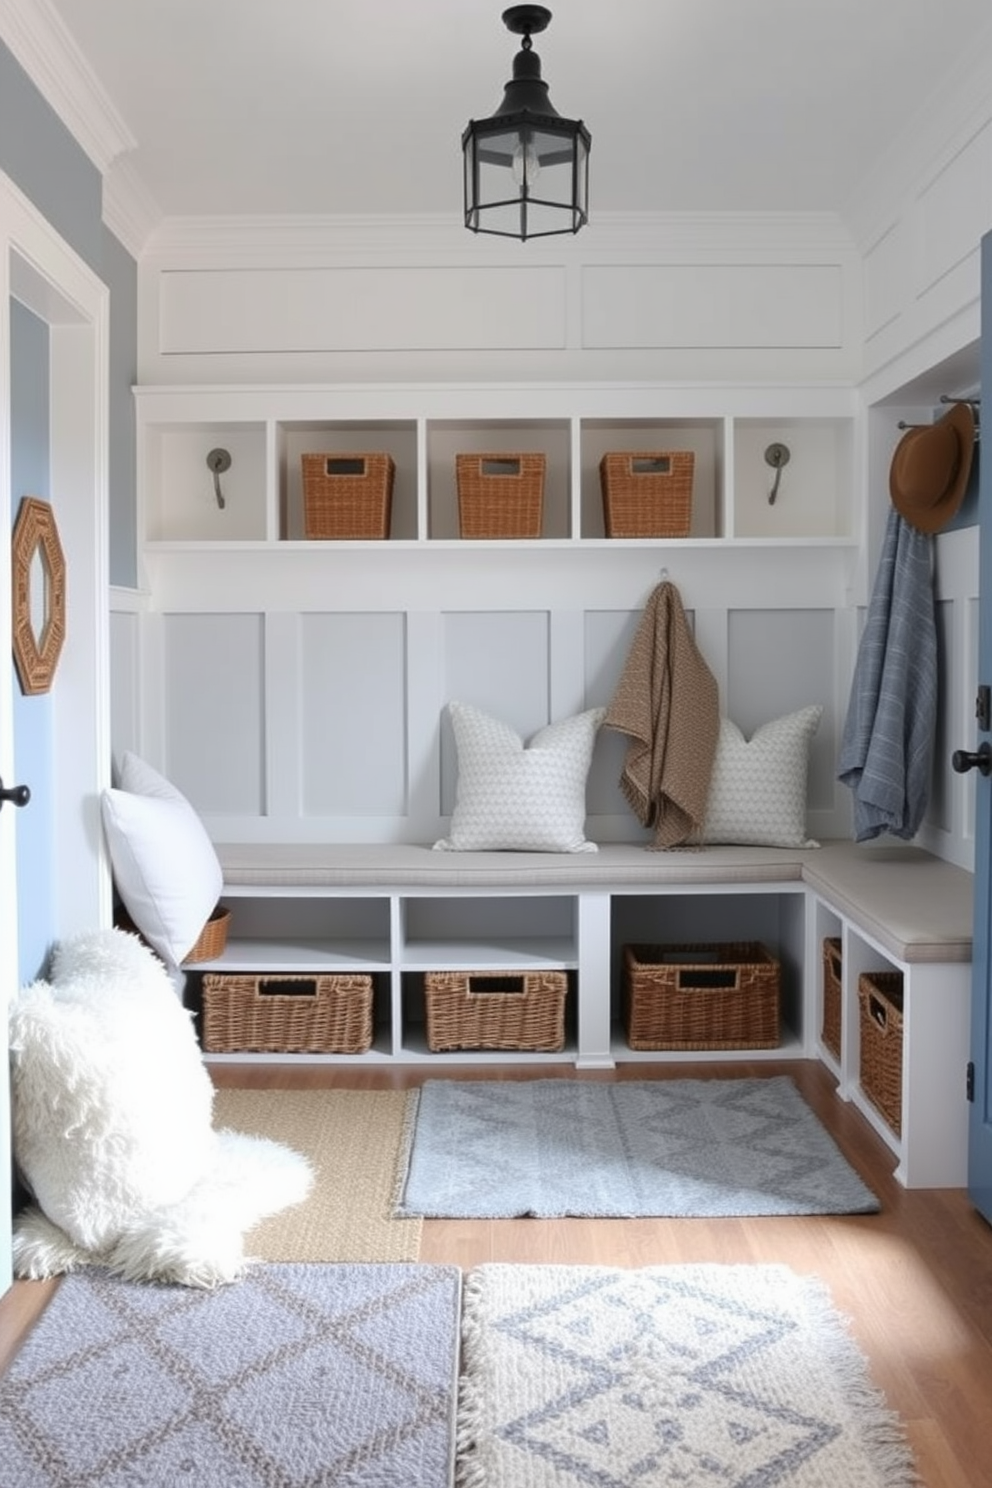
(764, 442, 791, 505)
(206, 448, 231, 510)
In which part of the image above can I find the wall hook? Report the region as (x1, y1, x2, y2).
(206, 448, 231, 510)
(764, 442, 791, 505)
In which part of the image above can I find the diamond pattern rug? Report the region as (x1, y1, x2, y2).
(395, 1076, 880, 1218)
(0, 1263, 461, 1487)
(458, 1263, 918, 1487)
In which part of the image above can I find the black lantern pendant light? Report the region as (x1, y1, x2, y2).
(463, 5, 590, 241)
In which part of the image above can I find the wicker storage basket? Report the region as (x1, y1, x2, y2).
(858, 970, 904, 1136)
(202, 972, 374, 1054)
(821, 936, 842, 1059)
(114, 902, 230, 965)
(424, 970, 568, 1052)
(623, 942, 780, 1050)
(456, 452, 545, 538)
(600, 450, 694, 537)
(301, 452, 394, 539)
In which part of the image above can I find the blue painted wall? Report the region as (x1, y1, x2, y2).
(1, 42, 138, 983)
(1, 39, 139, 588)
(0, 43, 103, 274)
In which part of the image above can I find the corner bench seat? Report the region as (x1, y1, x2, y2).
(212, 839, 974, 1187)
(216, 839, 972, 965)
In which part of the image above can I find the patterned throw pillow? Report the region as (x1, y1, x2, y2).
(697, 705, 823, 847)
(434, 701, 606, 853)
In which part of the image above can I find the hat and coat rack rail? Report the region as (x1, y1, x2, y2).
(898, 394, 981, 435)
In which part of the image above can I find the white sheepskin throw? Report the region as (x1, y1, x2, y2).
(8, 927, 313, 1288)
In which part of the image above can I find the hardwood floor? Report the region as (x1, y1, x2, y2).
(3, 1058, 992, 1485)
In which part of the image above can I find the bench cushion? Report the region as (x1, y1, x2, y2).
(214, 839, 973, 964)
(216, 842, 814, 889)
(803, 842, 972, 964)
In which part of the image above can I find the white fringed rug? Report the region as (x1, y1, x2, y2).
(457, 1264, 918, 1487)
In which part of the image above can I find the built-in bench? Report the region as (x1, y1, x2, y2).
(210, 838, 974, 1187)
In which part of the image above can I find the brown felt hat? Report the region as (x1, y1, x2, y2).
(889, 400, 975, 534)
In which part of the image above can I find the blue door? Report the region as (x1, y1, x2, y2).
(968, 230, 992, 1221)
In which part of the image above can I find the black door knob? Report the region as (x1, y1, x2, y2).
(952, 743, 992, 776)
(0, 776, 30, 809)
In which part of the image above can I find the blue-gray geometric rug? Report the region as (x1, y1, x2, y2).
(395, 1076, 879, 1218)
(458, 1263, 918, 1487)
(0, 1263, 461, 1487)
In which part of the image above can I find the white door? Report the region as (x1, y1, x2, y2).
(0, 171, 111, 1298)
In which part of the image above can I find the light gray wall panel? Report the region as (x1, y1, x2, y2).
(159, 265, 566, 354)
(439, 611, 552, 813)
(726, 608, 835, 811)
(163, 613, 265, 813)
(582, 264, 843, 349)
(299, 612, 407, 816)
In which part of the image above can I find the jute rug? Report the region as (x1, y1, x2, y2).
(0, 1262, 461, 1488)
(458, 1263, 918, 1487)
(213, 1088, 422, 1261)
(396, 1076, 879, 1218)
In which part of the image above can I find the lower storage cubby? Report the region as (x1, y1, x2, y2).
(821, 936, 842, 1059)
(858, 969, 904, 1136)
(186, 969, 388, 1056)
(399, 970, 577, 1059)
(423, 969, 570, 1053)
(609, 891, 805, 1054)
(201, 970, 376, 1054)
(622, 942, 780, 1051)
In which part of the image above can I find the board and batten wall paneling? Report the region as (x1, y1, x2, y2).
(146, 595, 852, 844)
(725, 608, 837, 819)
(162, 613, 265, 814)
(298, 612, 408, 817)
(860, 116, 992, 391)
(581, 265, 844, 350)
(917, 120, 992, 307)
(438, 611, 553, 817)
(158, 265, 567, 355)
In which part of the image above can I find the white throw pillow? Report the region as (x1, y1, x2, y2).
(434, 701, 605, 853)
(697, 705, 823, 848)
(100, 752, 223, 967)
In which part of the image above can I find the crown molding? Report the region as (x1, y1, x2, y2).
(0, 0, 134, 173)
(102, 156, 162, 260)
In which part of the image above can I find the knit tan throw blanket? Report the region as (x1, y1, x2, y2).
(604, 581, 720, 847)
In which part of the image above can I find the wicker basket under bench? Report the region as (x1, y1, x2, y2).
(623, 942, 781, 1050)
(202, 971, 374, 1054)
(424, 970, 569, 1052)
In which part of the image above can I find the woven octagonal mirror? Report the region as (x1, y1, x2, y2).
(12, 495, 66, 695)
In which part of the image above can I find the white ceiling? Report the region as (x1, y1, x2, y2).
(25, 0, 992, 231)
